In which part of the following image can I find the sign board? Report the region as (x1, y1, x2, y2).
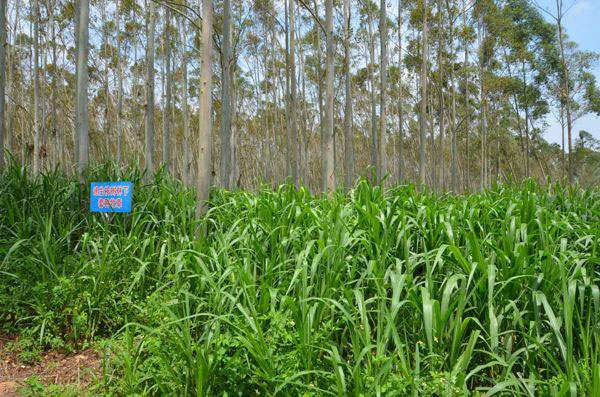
(90, 182, 133, 212)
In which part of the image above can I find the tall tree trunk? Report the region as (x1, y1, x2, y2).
(102, 0, 110, 162)
(284, 0, 291, 180)
(478, 13, 486, 188)
(49, 0, 58, 170)
(437, 0, 445, 190)
(33, 0, 41, 173)
(271, 24, 278, 185)
(145, 0, 155, 181)
(449, 5, 457, 191)
(220, 0, 232, 188)
(523, 63, 529, 179)
(289, 0, 298, 187)
(556, 0, 572, 183)
(163, 8, 172, 174)
(343, 0, 354, 190)
(181, 16, 191, 186)
(323, 0, 335, 191)
(5, 0, 18, 162)
(75, 0, 89, 181)
(116, 0, 124, 166)
(196, 0, 214, 218)
(0, 0, 6, 171)
(379, 0, 388, 184)
(463, 0, 469, 192)
(418, 0, 429, 186)
(367, 5, 378, 183)
(560, 104, 565, 180)
(313, 0, 324, 181)
(397, 2, 404, 183)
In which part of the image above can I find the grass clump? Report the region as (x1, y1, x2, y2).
(1, 160, 599, 395)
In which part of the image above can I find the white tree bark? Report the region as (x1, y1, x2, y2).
(0, 0, 6, 171)
(419, 0, 429, 186)
(323, 0, 335, 192)
(196, 0, 214, 217)
(163, 8, 172, 174)
(145, 0, 155, 181)
(75, 0, 89, 180)
(379, 0, 388, 184)
(343, 0, 354, 190)
(220, 0, 232, 188)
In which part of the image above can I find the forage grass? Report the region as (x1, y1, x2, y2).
(1, 160, 599, 395)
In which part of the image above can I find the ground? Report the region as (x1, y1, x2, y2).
(0, 335, 101, 396)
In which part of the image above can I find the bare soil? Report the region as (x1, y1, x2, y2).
(0, 334, 102, 396)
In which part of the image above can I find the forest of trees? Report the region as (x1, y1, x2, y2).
(0, 0, 599, 201)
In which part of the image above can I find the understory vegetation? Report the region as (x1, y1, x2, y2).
(1, 160, 599, 396)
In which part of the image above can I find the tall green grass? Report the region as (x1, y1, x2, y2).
(1, 160, 599, 395)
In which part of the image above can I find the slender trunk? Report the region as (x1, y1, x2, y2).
(33, 0, 41, 173)
(145, 0, 155, 181)
(49, 0, 58, 170)
(398, 3, 404, 183)
(313, 0, 324, 179)
(478, 14, 486, 188)
(102, 0, 110, 161)
(556, 2, 573, 183)
(449, 8, 457, 191)
(463, 0, 469, 192)
(0, 0, 6, 171)
(230, 63, 238, 188)
(220, 0, 232, 187)
(379, 0, 388, 184)
(418, 0, 429, 186)
(437, 0, 444, 190)
(163, 8, 172, 174)
(284, 0, 291, 179)
(367, 5, 378, 183)
(289, 0, 298, 188)
(560, 104, 565, 180)
(181, 17, 190, 185)
(5, 0, 18, 161)
(196, 0, 214, 218)
(117, 0, 124, 166)
(323, 0, 335, 191)
(343, 0, 354, 190)
(74, 0, 79, 165)
(523, 63, 529, 179)
(271, 24, 278, 185)
(75, 0, 89, 180)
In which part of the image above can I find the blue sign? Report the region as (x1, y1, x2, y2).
(90, 182, 133, 212)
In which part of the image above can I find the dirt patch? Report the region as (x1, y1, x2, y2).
(0, 334, 102, 395)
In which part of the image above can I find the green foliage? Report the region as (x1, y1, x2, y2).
(1, 160, 600, 395)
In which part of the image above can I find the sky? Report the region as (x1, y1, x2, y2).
(534, 0, 600, 145)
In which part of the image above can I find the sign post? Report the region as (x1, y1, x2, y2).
(90, 182, 133, 213)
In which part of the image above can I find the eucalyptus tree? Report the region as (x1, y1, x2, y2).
(162, 8, 172, 174)
(397, 0, 404, 183)
(323, 0, 335, 191)
(145, 0, 155, 181)
(378, 0, 387, 184)
(343, 0, 354, 190)
(220, 0, 233, 188)
(75, 0, 89, 180)
(180, 15, 191, 185)
(497, 0, 556, 180)
(418, 0, 429, 186)
(289, 0, 299, 188)
(196, 0, 214, 217)
(0, 0, 6, 171)
(33, 0, 42, 173)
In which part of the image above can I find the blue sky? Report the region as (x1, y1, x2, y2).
(534, 0, 600, 145)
